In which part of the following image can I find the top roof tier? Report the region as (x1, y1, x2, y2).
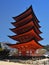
(13, 5, 39, 23)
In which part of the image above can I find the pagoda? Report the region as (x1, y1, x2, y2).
(8, 6, 43, 56)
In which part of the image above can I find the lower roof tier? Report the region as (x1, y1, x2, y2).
(7, 40, 43, 51)
(10, 21, 42, 35)
(8, 29, 43, 43)
(12, 14, 40, 29)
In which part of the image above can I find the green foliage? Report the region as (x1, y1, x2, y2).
(0, 49, 9, 59)
(0, 42, 3, 51)
(0, 42, 1, 48)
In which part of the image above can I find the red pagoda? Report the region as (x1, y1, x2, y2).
(8, 6, 43, 56)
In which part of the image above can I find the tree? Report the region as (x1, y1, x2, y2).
(0, 42, 3, 51)
(0, 49, 9, 59)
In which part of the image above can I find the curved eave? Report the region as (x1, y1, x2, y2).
(7, 39, 43, 50)
(31, 9, 39, 23)
(10, 28, 42, 35)
(10, 21, 42, 35)
(8, 29, 43, 42)
(11, 14, 33, 27)
(11, 14, 40, 29)
(11, 21, 41, 28)
(7, 39, 44, 48)
(13, 5, 32, 21)
(34, 21, 41, 28)
(13, 5, 39, 23)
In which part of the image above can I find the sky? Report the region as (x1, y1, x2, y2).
(0, 0, 49, 45)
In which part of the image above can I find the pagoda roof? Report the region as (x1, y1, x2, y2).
(8, 29, 43, 43)
(11, 14, 41, 28)
(13, 5, 39, 23)
(10, 21, 42, 35)
(7, 40, 43, 50)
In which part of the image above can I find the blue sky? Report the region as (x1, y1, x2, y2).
(0, 0, 49, 45)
